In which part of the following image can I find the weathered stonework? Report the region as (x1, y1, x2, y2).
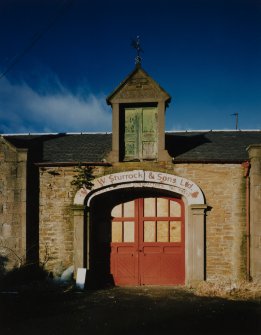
(112, 71, 163, 100)
(247, 144, 261, 280)
(39, 166, 102, 275)
(39, 161, 246, 282)
(0, 137, 27, 268)
(39, 167, 75, 275)
(173, 163, 246, 281)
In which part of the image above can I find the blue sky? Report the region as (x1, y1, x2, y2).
(0, 0, 260, 133)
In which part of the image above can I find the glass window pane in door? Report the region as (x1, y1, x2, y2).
(123, 201, 135, 217)
(170, 221, 181, 242)
(157, 198, 169, 217)
(144, 221, 155, 242)
(170, 201, 181, 217)
(123, 221, 135, 242)
(144, 198, 155, 217)
(112, 221, 122, 242)
(111, 204, 122, 217)
(157, 221, 168, 242)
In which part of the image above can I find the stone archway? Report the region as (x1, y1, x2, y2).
(72, 170, 207, 285)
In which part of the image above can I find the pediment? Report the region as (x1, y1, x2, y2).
(107, 66, 171, 104)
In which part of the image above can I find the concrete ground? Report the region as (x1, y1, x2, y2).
(0, 286, 260, 335)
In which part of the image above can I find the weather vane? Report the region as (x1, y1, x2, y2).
(131, 35, 143, 65)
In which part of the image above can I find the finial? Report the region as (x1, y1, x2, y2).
(131, 35, 143, 65)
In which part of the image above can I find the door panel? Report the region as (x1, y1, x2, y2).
(124, 109, 140, 160)
(111, 246, 138, 285)
(140, 252, 161, 284)
(141, 108, 157, 160)
(124, 108, 158, 161)
(110, 197, 185, 285)
(110, 200, 138, 285)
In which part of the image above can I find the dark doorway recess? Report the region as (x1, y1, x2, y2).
(88, 188, 185, 287)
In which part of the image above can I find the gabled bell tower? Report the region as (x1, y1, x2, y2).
(106, 64, 171, 163)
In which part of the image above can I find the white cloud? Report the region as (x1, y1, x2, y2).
(0, 76, 111, 133)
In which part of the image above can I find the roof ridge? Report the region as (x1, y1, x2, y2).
(2, 130, 261, 137)
(166, 129, 261, 133)
(2, 132, 112, 136)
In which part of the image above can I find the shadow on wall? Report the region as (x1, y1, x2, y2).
(5, 134, 68, 265)
(86, 196, 115, 289)
(0, 256, 8, 279)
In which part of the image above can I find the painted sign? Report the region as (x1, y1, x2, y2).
(74, 170, 204, 206)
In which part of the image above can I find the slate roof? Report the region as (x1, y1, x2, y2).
(42, 133, 112, 163)
(4, 133, 112, 163)
(3, 131, 261, 164)
(166, 131, 261, 163)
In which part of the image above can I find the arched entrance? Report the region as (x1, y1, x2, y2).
(73, 170, 207, 286)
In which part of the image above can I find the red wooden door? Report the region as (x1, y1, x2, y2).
(110, 197, 185, 285)
(110, 199, 139, 285)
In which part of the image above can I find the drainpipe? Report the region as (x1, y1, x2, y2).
(242, 161, 250, 281)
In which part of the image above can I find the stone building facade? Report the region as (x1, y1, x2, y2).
(0, 138, 27, 268)
(1, 65, 261, 286)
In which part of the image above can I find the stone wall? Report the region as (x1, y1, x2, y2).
(39, 166, 103, 275)
(0, 137, 27, 269)
(173, 163, 246, 280)
(39, 166, 75, 275)
(39, 162, 246, 281)
(248, 145, 261, 280)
